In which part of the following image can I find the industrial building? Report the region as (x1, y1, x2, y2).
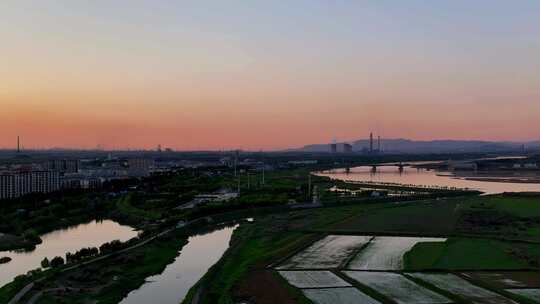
(45, 159, 80, 173)
(128, 158, 156, 177)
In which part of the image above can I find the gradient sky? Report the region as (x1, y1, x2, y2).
(1, 1, 539, 150)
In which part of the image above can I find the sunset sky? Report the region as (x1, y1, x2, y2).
(1, 1, 539, 150)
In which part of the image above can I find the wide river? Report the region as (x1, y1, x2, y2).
(0, 220, 138, 287)
(120, 225, 237, 304)
(319, 166, 540, 194)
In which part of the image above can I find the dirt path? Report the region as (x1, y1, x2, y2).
(235, 270, 302, 304)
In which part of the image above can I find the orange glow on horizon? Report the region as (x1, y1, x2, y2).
(1, 2, 539, 150)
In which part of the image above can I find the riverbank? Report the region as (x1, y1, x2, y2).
(182, 202, 384, 304)
(459, 176, 540, 184)
(184, 194, 540, 304)
(1, 207, 278, 304)
(0, 228, 187, 304)
(2, 162, 511, 304)
(0, 195, 123, 252)
(0, 234, 36, 252)
(321, 165, 540, 194)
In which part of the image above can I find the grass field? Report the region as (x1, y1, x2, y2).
(469, 196, 540, 218)
(329, 195, 540, 240)
(331, 199, 461, 234)
(116, 194, 162, 220)
(405, 238, 533, 270)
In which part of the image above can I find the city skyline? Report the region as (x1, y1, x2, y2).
(2, 1, 540, 150)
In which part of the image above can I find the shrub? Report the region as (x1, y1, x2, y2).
(50, 256, 65, 268)
(40, 257, 50, 268)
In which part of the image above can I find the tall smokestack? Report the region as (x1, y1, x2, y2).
(17, 136, 20, 153)
(369, 132, 373, 153)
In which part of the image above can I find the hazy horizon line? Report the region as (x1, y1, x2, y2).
(0, 137, 538, 153)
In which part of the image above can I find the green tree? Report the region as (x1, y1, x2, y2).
(50, 256, 64, 268)
(40, 257, 50, 268)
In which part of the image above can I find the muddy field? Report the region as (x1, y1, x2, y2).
(235, 270, 304, 304)
(278, 271, 351, 289)
(303, 287, 381, 304)
(462, 271, 540, 289)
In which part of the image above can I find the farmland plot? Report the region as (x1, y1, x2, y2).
(278, 235, 373, 269)
(348, 237, 446, 270)
(408, 273, 517, 304)
(463, 271, 540, 289)
(343, 271, 451, 304)
(303, 287, 381, 304)
(505, 289, 540, 303)
(278, 271, 351, 288)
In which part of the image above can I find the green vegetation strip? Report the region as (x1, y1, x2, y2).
(116, 194, 162, 220)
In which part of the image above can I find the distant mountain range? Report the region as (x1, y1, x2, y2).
(295, 139, 540, 154)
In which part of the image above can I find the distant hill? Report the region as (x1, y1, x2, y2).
(296, 139, 540, 154)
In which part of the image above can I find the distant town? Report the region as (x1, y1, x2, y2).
(1, 133, 539, 201)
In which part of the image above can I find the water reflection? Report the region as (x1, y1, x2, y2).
(320, 166, 540, 194)
(120, 225, 237, 304)
(0, 220, 138, 287)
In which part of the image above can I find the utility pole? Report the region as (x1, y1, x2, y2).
(233, 150, 239, 177)
(262, 165, 265, 186)
(308, 174, 312, 200)
(237, 177, 240, 194)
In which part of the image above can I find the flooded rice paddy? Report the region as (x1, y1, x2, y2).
(348, 237, 446, 270)
(277, 235, 540, 304)
(505, 289, 540, 302)
(280, 235, 446, 271)
(344, 271, 451, 304)
(303, 287, 381, 304)
(409, 273, 517, 304)
(277, 235, 372, 269)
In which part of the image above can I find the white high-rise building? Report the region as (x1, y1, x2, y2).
(0, 174, 17, 199)
(0, 171, 60, 200)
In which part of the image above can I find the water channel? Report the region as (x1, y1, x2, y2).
(319, 165, 540, 194)
(120, 225, 237, 304)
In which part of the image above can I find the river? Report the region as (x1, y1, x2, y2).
(319, 166, 540, 194)
(0, 220, 138, 288)
(119, 225, 237, 304)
